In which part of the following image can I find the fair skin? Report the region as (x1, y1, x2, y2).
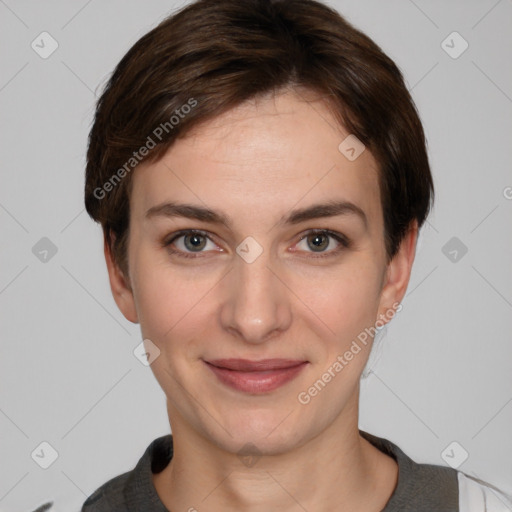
(105, 88, 418, 511)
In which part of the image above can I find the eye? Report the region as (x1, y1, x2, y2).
(163, 228, 351, 260)
(163, 230, 220, 259)
(293, 229, 350, 258)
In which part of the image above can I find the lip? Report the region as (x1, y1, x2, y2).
(204, 358, 308, 393)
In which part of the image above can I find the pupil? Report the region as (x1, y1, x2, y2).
(185, 234, 206, 251)
(309, 233, 328, 251)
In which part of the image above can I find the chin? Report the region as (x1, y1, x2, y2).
(204, 406, 309, 456)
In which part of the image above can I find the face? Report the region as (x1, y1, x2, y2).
(106, 89, 416, 456)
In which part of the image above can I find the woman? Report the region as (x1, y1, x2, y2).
(78, 0, 512, 510)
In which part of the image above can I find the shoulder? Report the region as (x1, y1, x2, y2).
(457, 472, 512, 512)
(27, 472, 133, 512)
(80, 470, 132, 511)
(79, 434, 172, 511)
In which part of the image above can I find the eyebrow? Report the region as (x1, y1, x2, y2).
(145, 199, 368, 229)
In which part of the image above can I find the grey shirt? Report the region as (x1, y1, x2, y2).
(81, 429, 459, 511)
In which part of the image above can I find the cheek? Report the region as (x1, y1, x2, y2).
(131, 252, 219, 355)
(288, 261, 382, 344)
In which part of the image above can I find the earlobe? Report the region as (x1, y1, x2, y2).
(103, 231, 139, 324)
(377, 221, 418, 321)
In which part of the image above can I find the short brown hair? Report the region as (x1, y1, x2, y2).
(85, 0, 434, 278)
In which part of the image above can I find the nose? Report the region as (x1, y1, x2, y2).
(219, 248, 292, 345)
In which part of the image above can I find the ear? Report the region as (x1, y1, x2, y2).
(104, 231, 139, 324)
(376, 220, 418, 323)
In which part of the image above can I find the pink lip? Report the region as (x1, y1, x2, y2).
(204, 358, 308, 393)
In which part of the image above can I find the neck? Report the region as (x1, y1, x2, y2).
(153, 390, 398, 512)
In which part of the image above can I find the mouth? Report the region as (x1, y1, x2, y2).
(203, 358, 309, 394)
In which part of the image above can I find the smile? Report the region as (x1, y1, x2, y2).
(204, 358, 309, 393)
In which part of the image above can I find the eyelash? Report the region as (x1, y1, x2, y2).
(162, 229, 351, 260)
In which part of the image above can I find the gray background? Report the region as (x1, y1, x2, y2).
(1, 0, 511, 509)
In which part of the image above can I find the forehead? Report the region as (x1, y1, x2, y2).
(130, 90, 383, 233)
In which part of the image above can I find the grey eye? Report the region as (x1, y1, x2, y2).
(183, 233, 208, 252)
(306, 232, 330, 252)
